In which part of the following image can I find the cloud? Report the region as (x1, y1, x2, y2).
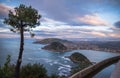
(108, 33, 120, 38)
(108, 0, 120, 7)
(0, 0, 120, 39)
(114, 21, 120, 28)
(21, 0, 93, 26)
(76, 13, 108, 26)
(32, 17, 118, 39)
(0, 32, 36, 39)
(32, 17, 116, 39)
(0, 3, 14, 19)
(1, 21, 120, 39)
(0, 27, 10, 33)
(19, 0, 120, 26)
(90, 31, 106, 37)
(0, 33, 18, 38)
(41, 17, 67, 26)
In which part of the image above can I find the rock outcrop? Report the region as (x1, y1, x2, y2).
(68, 52, 92, 65)
(68, 52, 92, 74)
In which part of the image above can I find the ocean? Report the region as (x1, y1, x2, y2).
(0, 38, 118, 77)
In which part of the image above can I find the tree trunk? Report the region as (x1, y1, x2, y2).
(14, 26, 24, 78)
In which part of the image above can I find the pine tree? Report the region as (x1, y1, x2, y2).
(4, 4, 41, 78)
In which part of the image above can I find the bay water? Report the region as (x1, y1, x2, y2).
(0, 38, 118, 78)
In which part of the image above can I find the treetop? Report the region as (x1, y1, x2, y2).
(4, 4, 41, 32)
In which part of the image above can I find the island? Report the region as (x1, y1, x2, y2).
(42, 41, 68, 52)
(68, 52, 92, 65)
(67, 52, 92, 74)
(34, 38, 76, 52)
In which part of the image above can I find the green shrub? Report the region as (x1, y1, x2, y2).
(49, 74, 59, 78)
(49, 74, 66, 78)
(20, 63, 47, 78)
(0, 55, 15, 78)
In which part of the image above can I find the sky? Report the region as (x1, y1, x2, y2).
(0, 0, 120, 40)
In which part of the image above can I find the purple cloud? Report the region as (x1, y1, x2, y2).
(0, 3, 14, 19)
(1, 0, 120, 26)
(114, 21, 120, 28)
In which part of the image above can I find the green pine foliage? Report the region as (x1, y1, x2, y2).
(4, 4, 41, 32)
(0, 55, 15, 78)
(20, 63, 47, 78)
(0, 55, 65, 78)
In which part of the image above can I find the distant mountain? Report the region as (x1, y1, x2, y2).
(33, 38, 120, 53)
(70, 38, 120, 41)
(75, 41, 120, 53)
(34, 38, 78, 52)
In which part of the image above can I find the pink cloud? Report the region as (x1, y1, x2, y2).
(90, 31, 106, 37)
(108, 33, 120, 38)
(0, 3, 14, 17)
(76, 13, 108, 26)
(0, 33, 19, 38)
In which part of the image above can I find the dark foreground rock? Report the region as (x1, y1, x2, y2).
(42, 41, 68, 52)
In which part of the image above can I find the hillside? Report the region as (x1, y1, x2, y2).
(42, 41, 68, 52)
(76, 41, 120, 53)
(34, 38, 77, 51)
(34, 38, 120, 53)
